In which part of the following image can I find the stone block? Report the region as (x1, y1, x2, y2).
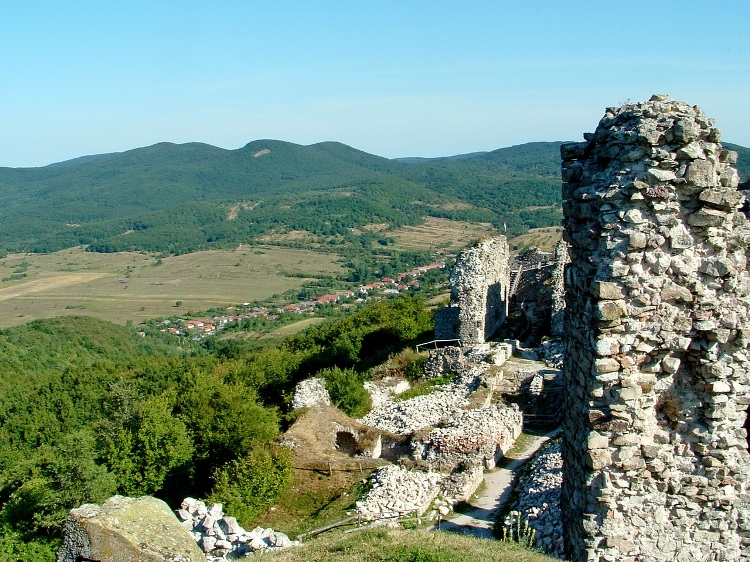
(57, 496, 207, 562)
(595, 358, 621, 373)
(597, 300, 627, 321)
(686, 159, 716, 187)
(687, 208, 727, 227)
(711, 381, 732, 394)
(588, 449, 612, 470)
(594, 281, 627, 300)
(660, 283, 693, 302)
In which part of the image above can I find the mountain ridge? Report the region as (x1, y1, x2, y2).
(0, 139, 746, 257)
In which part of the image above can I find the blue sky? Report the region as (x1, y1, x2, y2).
(1, 1, 748, 167)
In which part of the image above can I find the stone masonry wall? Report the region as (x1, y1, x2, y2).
(550, 240, 569, 338)
(561, 95, 750, 561)
(434, 237, 510, 343)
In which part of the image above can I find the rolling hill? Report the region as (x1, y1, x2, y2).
(0, 141, 564, 256)
(0, 140, 746, 258)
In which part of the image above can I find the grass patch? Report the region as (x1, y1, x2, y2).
(249, 465, 375, 538)
(502, 428, 551, 460)
(263, 528, 555, 562)
(508, 226, 562, 254)
(395, 372, 458, 402)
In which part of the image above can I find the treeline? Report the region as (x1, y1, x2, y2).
(0, 297, 434, 559)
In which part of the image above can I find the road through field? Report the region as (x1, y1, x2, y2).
(0, 273, 108, 302)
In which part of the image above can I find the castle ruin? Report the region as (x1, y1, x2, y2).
(561, 95, 750, 561)
(435, 237, 511, 344)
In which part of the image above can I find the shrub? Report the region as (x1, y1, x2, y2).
(318, 366, 372, 417)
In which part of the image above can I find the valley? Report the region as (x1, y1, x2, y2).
(0, 245, 343, 327)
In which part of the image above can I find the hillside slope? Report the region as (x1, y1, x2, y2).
(0, 141, 564, 255)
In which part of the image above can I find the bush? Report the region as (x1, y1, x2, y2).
(403, 353, 428, 382)
(208, 445, 291, 526)
(318, 367, 372, 418)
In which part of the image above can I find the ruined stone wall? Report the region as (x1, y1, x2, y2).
(561, 95, 750, 561)
(434, 237, 510, 343)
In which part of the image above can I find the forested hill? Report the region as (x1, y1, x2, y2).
(0, 140, 565, 255)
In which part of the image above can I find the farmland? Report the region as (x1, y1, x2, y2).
(387, 217, 497, 251)
(0, 246, 343, 328)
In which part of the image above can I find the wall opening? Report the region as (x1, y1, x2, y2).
(335, 431, 358, 456)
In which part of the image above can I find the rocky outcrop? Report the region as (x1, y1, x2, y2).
(561, 95, 750, 561)
(435, 237, 511, 343)
(57, 495, 206, 562)
(176, 498, 297, 560)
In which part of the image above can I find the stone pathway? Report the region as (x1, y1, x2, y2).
(433, 427, 560, 538)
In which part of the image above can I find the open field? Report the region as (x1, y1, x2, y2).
(0, 220, 563, 329)
(388, 217, 498, 251)
(0, 246, 343, 328)
(268, 317, 327, 337)
(508, 226, 563, 253)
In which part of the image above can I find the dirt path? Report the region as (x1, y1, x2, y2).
(435, 427, 560, 538)
(0, 273, 107, 302)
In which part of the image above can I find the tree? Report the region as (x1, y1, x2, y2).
(318, 366, 371, 417)
(0, 431, 117, 536)
(96, 386, 193, 497)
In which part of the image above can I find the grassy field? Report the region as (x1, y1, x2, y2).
(508, 226, 563, 253)
(262, 528, 554, 562)
(0, 246, 343, 328)
(388, 217, 498, 251)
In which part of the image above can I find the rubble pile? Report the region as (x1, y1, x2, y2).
(506, 441, 563, 558)
(177, 498, 298, 561)
(290, 377, 331, 410)
(355, 465, 443, 520)
(359, 368, 482, 434)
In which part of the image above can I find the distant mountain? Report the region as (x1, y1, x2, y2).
(46, 152, 122, 168)
(395, 151, 489, 163)
(1, 139, 745, 258)
(0, 140, 565, 256)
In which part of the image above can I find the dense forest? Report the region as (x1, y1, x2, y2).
(0, 141, 564, 257)
(0, 297, 434, 560)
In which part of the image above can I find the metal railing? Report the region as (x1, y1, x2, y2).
(415, 339, 461, 352)
(297, 509, 425, 541)
(292, 458, 388, 476)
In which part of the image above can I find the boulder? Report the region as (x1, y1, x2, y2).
(57, 495, 207, 562)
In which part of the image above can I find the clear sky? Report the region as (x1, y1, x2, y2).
(1, 1, 748, 167)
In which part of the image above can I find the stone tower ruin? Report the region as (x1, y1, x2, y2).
(435, 236, 510, 344)
(561, 95, 750, 561)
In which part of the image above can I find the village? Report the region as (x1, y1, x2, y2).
(159, 257, 448, 340)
